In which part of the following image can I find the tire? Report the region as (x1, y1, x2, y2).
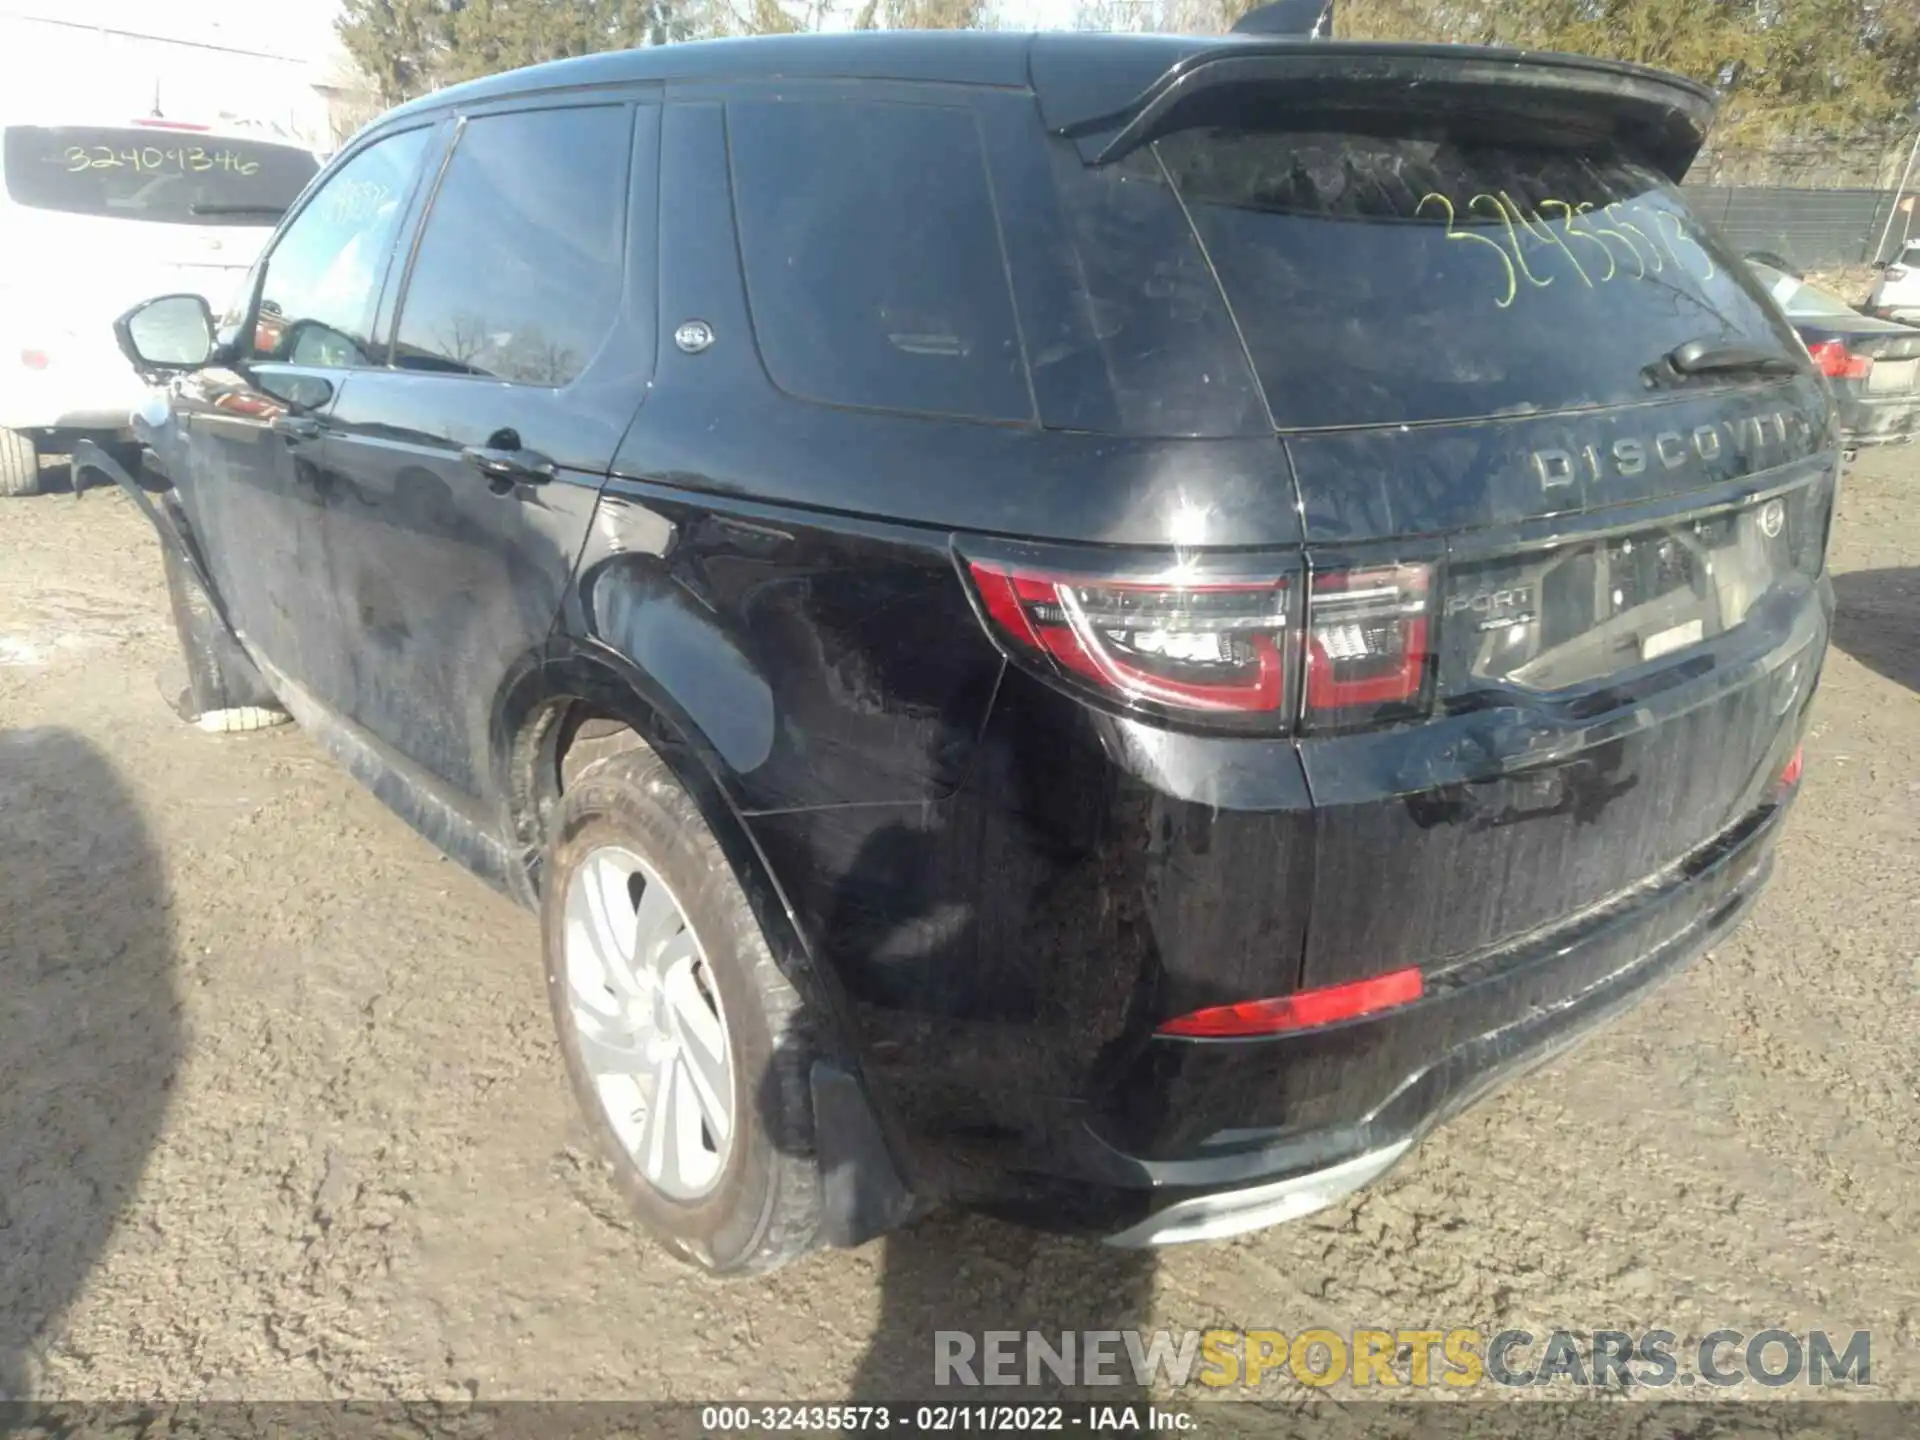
(0, 428, 43, 497)
(542, 745, 823, 1276)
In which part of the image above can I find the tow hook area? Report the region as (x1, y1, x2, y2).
(72, 439, 286, 730)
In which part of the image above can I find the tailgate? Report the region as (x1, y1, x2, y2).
(1031, 41, 1840, 987)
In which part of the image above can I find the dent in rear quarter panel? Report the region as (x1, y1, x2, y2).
(743, 669, 1317, 1200)
(571, 489, 1002, 812)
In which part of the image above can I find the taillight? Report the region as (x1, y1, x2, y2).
(1158, 966, 1424, 1038)
(1806, 340, 1873, 381)
(966, 558, 1295, 725)
(19, 350, 49, 370)
(1304, 563, 1435, 730)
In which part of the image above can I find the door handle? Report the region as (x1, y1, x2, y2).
(272, 414, 323, 442)
(462, 442, 556, 493)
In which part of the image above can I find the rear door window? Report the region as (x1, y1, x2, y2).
(727, 99, 1032, 424)
(1144, 127, 1802, 430)
(392, 105, 634, 386)
(2, 126, 317, 227)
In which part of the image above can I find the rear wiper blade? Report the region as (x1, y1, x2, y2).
(188, 203, 286, 217)
(1664, 338, 1802, 378)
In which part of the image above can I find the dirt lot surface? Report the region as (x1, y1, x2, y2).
(1, 449, 1917, 1407)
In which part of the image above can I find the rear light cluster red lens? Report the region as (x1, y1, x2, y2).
(967, 564, 1296, 719)
(1806, 340, 1873, 381)
(1305, 564, 1433, 727)
(1157, 966, 1424, 1038)
(965, 554, 1435, 733)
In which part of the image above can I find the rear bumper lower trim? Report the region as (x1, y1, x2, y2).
(1103, 1139, 1411, 1247)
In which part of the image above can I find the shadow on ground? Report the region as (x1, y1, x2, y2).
(0, 729, 181, 1399)
(846, 1212, 1156, 1402)
(1831, 566, 1920, 694)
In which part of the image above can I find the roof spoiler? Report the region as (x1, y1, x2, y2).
(1030, 38, 1718, 182)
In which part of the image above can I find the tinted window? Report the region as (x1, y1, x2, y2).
(251, 128, 431, 369)
(2, 126, 318, 227)
(1036, 145, 1265, 437)
(728, 100, 1031, 423)
(1145, 128, 1802, 429)
(393, 106, 632, 387)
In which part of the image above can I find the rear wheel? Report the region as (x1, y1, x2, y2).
(0, 429, 43, 497)
(541, 745, 823, 1276)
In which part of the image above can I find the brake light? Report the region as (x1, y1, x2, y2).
(19, 350, 48, 370)
(1159, 966, 1424, 1038)
(1806, 340, 1873, 381)
(1304, 564, 1434, 728)
(966, 560, 1293, 720)
(133, 117, 212, 132)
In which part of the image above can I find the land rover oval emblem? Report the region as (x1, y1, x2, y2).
(674, 320, 715, 354)
(1759, 497, 1786, 539)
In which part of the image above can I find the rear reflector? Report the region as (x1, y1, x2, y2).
(1778, 743, 1804, 787)
(1806, 340, 1873, 381)
(966, 560, 1294, 720)
(1157, 966, 1424, 1038)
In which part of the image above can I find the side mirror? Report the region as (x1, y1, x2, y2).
(114, 294, 216, 376)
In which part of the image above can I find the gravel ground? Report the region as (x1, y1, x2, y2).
(0, 449, 1916, 1407)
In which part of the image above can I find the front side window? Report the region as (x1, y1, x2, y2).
(249, 127, 432, 369)
(727, 99, 1032, 424)
(391, 106, 634, 387)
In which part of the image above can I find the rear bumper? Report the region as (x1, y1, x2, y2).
(1834, 392, 1920, 446)
(1082, 786, 1790, 1241)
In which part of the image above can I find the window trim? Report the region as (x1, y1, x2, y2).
(379, 99, 642, 390)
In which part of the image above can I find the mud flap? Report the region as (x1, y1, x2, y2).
(73, 439, 282, 725)
(810, 1059, 920, 1248)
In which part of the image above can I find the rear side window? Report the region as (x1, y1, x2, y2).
(393, 106, 633, 387)
(2, 126, 317, 227)
(727, 99, 1032, 423)
(1144, 128, 1801, 430)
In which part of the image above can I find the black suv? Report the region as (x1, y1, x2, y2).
(107, 31, 1834, 1275)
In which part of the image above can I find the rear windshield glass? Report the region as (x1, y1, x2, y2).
(1748, 262, 1859, 320)
(2, 126, 317, 227)
(1136, 128, 1800, 430)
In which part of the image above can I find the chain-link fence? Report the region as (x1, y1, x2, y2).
(1684, 131, 1920, 271)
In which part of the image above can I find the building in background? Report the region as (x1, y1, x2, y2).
(0, 1, 370, 153)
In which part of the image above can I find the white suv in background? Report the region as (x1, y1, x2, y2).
(0, 113, 319, 495)
(1867, 241, 1920, 324)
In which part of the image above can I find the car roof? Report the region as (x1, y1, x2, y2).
(373, 30, 1716, 179)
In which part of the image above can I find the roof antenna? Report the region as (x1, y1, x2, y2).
(1230, 0, 1333, 36)
(151, 78, 164, 119)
